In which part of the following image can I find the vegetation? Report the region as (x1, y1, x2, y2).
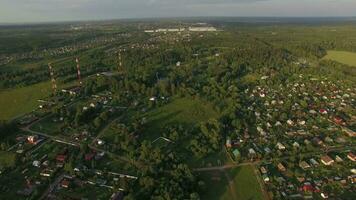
(323, 50, 356, 66)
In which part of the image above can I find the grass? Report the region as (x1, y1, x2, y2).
(142, 97, 220, 141)
(323, 50, 356, 67)
(200, 165, 264, 200)
(0, 151, 16, 169)
(0, 81, 52, 120)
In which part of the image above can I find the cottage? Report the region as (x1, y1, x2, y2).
(321, 155, 334, 166)
(232, 149, 241, 159)
(260, 166, 267, 174)
(293, 142, 300, 148)
(262, 174, 270, 182)
(276, 142, 286, 151)
(347, 152, 356, 162)
(27, 135, 38, 144)
(299, 161, 311, 170)
(56, 155, 67, 162)
(277, 163, 286, 172)
(61, 179, 70, 188)
(226, 138, 232, 148)
(335, 155, 344, 162)
(32, 160, 40, 167)
(342, 127, 356, 137)
(310, 158, 319, 166)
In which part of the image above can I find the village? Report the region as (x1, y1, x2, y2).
(226, 74, 356, 199)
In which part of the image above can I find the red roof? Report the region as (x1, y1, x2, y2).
(85, 153, 95, 161)
(56, 155, 67, 162)
(334, 117, 343, 124)
(302, 185, 314, 192)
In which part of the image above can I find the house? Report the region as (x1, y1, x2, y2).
(335, 155, 344, 162)
(333, 116, 344, 125)
(321, 192, 329, 199)
(85, 153, 95, 161)
(310, 158, 319, 166)
(319, 109, 328, 115)
(61, 179, 70, 188)
(301, 183, 314, 193)
(248, 148, 256, 157)
(62, 86, 81, 95)
(347, 152, 356, 162)
(299, 161, 311, 170)
(111, 191, 124, 200)
(260, 166, 267, 174)
(262, 174, 270, 182)
(321, 155, 334, 166)
(56, 155, 67, 162)
(342, 127, 356, 137)
(293, 142, 300, 148)
(27, 135, 38, 144)
(276, 142, 286, 151)
(277, 163, 286, 172)
(40, 169, 53, 177)
(232, 149, 241, 159)
(226, 138, 232, 148)
(32, 160, 40, 167)
(348, 175, 356, 183)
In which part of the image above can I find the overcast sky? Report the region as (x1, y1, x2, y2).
(1, 0, 356, 23)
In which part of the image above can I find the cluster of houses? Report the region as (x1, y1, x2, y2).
(225, 74, 355, 199)
(144, 26, 217, 33)
(260, 151, 356, 199)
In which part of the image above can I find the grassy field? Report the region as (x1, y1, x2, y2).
(200, 165, 264, 200)
(0, 151, 16, 169)
(142, 97, 220, 140)
(0, 81, 52, 120)
(323, 50, 356, 66)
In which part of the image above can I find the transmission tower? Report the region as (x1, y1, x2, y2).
(48, 63, 57, 93)
(75, 57, 82, 86)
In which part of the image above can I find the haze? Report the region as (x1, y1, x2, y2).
(1, 0, 356, 23)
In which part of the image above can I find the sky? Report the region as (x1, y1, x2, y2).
(1, 0, 356, 23)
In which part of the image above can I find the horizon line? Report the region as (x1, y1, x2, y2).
(1, 15, 356, 26)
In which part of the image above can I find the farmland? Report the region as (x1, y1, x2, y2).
(323, 50, 356, 66)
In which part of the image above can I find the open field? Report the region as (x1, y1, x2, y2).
(323, 50, 356, 66)
(142, 97, 220, 140)
(0, 81, 51, 120)
(199, 165, 264, 200)
(0, 151, 16, 169)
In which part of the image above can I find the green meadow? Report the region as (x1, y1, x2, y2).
(199, 165, 264, 200)
(0, 81, 52, 120)
(324, 50, 356, 66)
(142, 97, 220, 141)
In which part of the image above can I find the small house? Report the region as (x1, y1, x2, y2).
(321, 155, 334, 166)
(347, 152, 356, 162)
(277, 163, 286, 172)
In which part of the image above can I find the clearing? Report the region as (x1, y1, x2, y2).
(0, 81, 51, 120)
(142, 97, 220, 141)
(199, 165, 265, 200)
(323, 50, 356, 66)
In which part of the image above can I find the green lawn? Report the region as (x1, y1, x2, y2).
(200, 165, 264, 200)
(0, 151, 16, 169)
(0, 81, 52, 120)
(142, 97, 220, 140)
(323, 50, 356, 67)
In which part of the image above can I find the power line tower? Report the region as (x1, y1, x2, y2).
(75, 57, 83, 86)
(118, 49, 126, 75)
(48, 63, 57, 93)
